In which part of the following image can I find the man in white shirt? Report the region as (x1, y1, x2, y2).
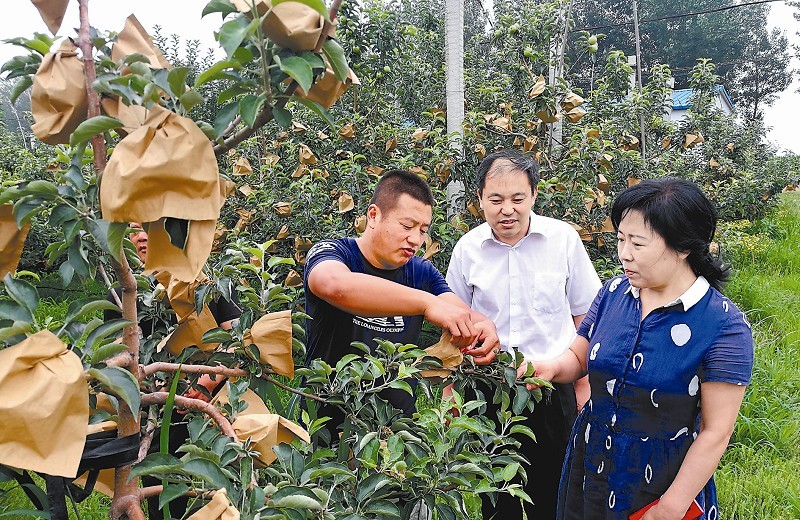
(446, 149, 601, 518)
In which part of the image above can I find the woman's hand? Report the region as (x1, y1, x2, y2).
(516, 358, 558, 390)
(641, 500, 684, 520)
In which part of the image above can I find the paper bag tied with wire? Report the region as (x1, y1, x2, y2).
(232, 414, 310, 467)
(0, 205, 31, 278)
(187, 488, 240, 520)
(243, 310, 294, 378)
(112, 14, 171, 69)
(101, 105, 221, 224)
(31, 40, 88, 145)
(161, 302, 221, 355)
(0, 330, 89, 477)
(142, 218, 216, 283)
(231, 0, 324, 52)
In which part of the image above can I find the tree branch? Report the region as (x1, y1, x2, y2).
(142, 392, 238, 439)
(142, 362, 250, 379)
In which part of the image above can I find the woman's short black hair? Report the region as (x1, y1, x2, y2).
(476, 149, 540, 193)
(611, 177, 729, 290)
(370, 169, 435, 213)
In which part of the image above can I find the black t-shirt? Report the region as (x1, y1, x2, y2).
(303, 238, 451, 414)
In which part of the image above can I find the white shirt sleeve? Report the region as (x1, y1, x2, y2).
(445, 241, 473, 306)
(565, 231, 603, 316)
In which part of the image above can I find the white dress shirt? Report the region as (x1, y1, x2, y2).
(446, 213, 602, 360)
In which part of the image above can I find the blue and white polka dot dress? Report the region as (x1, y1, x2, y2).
(557, 276, 753, 519)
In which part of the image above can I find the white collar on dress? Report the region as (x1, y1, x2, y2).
(626, 276, 710, 311)
(479, 212, 554, 247)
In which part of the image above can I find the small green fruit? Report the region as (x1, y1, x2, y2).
(383, 65, 391, 73)
(509, 23, 521, 34)
(588, 35, 598, 45)
(523, 46, 534, 58)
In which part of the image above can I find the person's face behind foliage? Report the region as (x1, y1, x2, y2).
(129, 222, 148, 264)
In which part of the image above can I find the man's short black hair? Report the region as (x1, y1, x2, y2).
(370, 169, 435, 213)
(477, 149, 540, 193)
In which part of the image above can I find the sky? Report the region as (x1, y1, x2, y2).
(1, 0, 798, 154)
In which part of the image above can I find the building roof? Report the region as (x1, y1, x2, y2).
(672, 85, 734, 111)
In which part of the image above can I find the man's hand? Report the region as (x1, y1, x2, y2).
(423, 298, 477, 347)
(462, 320, 500, 365)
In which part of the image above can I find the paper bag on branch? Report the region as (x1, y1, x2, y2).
(188, 488, 240, 520)
(243, 310, 293, 378)
(112, 15, 171, 69)
(231, 414, 309, 467)
(0, 205, 31, 278)
(31, 40, 88, 145)
(143, 218, 216, 283)
(231, 0, 324, 52)
(211, 383, 271, 416)
(31, 0, 70, 35)
(101, 105, 221, 223)
(154, 271, 211, 323)
(295, 64, 360, 109)
(161, 303, 220, 354)
(0, 330, 89, 477)
(100, 97, 151, 137)
(419, 331, 463, 380)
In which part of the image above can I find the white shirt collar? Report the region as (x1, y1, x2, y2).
(479, 212, 553, 247)
(627, 276, 710, 311)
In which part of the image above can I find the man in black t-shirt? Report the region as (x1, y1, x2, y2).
(304, 170, 500, 418)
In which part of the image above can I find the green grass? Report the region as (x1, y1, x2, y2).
(715, 192, 800, 519)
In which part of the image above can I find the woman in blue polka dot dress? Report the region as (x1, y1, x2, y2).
(522, 178, 754, 519)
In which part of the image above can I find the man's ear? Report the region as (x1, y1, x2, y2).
(477, 189, 483, 209)
(366, 204, 379, 226)
(531, 186, 538, 203)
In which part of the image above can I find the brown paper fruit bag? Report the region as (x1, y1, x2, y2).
(295, 64, 360, 109)
(419, 331, 463, 380)
(0, 330, 89, 477)
(211, 383, 271, 416)
(31, 40, 88, 145)
(0, 205, 31, 278)
(231, 414, 310, 467)
(31, 0, 70, 35)
(188, 488, 240, 520)
(231, 0, 324, 52)
(243, 310, 294, 378)
(101, 106, 221, 224)
(112, 15, 171, 69)
(99, 96, 151, 137)
(161, 303, 220, 355)
(143, 218, 216, 283)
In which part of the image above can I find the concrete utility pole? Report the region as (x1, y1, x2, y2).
(444, 0, 465, 215)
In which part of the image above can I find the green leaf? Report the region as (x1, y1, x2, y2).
(272, 106, 292, 128)
(322, 39, 348, 82)
(218, 17, 253, 59)
(512, 386, 530, 415)
(87, 366, 140, 413)
(0, 300, 32, 323)
(181, 458, 230, 489)
(213, 101, 240, 139)
(388, 379, 413, 395)
(293, 97, 335, 129)
(335, 353, 360, 373)
(195, 60, 241, 88)
(90, 343, 129, 365)
(85, 319, 134, 350)
(130, 453, 183, 479)
(239, 94, 266, 128)
(356, 473, 396, 503)
(202, 0, 239, 18)
(502, 462, 520, 481)
(509, 424, 536, 441)
(167, 67, 190, 98)
(2, 274, 38, 314)
(159, 483, 190, 510)
(69, 116, 123, 146)
(10, 77, 33, 104)
(0, 320, 31, 341)
(65, 298, 120, 325)
(278, 55, 314, 94)
(0, 510, 49, 519)
(271, 486, 324, 510)
(364, 499, 400, 515)
(85, 219, 126, 262)
(179, 89, 205, 112)
(273, 0, 330, 22)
